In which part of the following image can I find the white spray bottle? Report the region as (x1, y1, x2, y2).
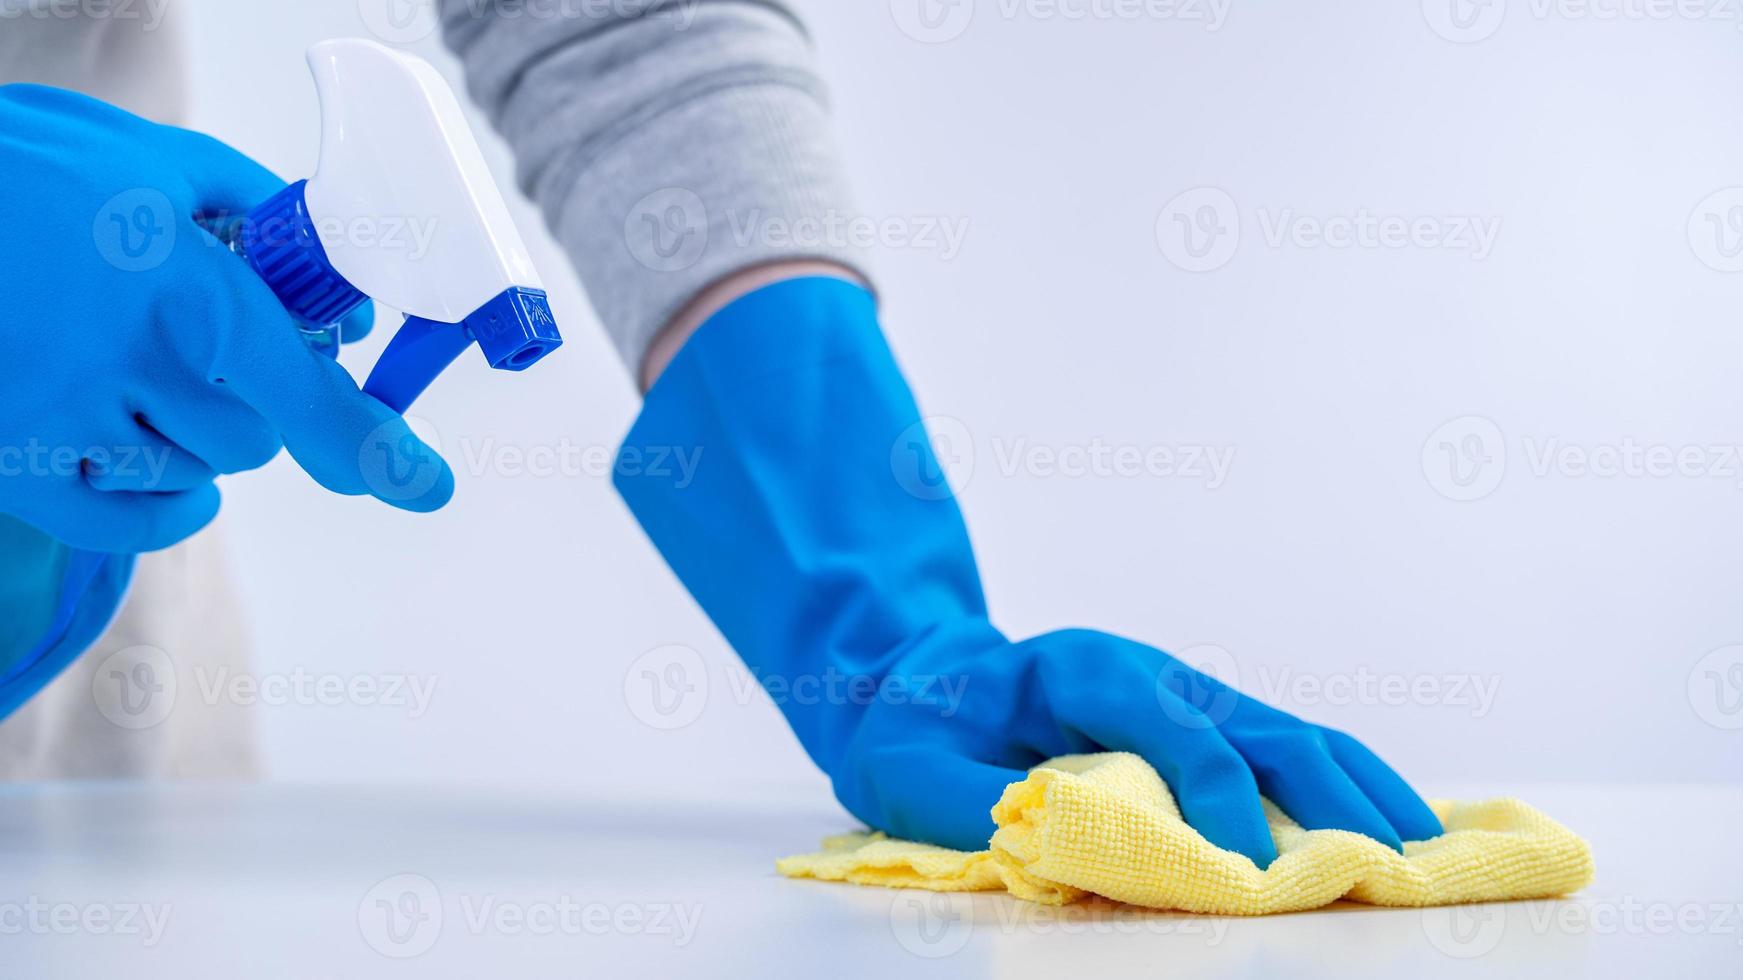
(230, 37, 561, 412)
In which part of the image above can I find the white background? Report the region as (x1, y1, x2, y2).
(175, 0, 1741, 794)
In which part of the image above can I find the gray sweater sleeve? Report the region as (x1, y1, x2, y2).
(438, 0, 869, 376)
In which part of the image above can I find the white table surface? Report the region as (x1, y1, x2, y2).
(1, 780, 1737, 978)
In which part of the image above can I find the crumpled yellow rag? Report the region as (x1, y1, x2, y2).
(778, 753, 1594, 915)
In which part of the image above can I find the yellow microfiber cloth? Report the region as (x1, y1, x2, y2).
(778, 752, 1594, 914)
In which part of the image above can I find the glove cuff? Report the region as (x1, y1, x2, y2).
(615, 276, 990, 769)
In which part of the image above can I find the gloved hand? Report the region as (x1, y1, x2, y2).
(616, 276, 1442, 867)
(0, 84, 452, 554)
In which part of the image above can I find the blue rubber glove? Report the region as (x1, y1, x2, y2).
(0, 84, 452, 555)
(617, 277, 1442, 866)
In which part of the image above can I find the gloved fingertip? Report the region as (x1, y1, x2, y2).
(130, 483, 222, 554)
(1315, 726, 1446, 843)
(1211, 822, 1279, 870)
(379, 461, 454, 513)
(1370, 823, 1407, 854)
(1171, 777, 1278, 869)
(839, 746, 1023, 853)
(345, 413, 454, 512)
(1386, 800, 1444, 844)
(1173, 783, 1278, 868)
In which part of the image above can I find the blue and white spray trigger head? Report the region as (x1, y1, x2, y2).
(236, 37, 562, 413)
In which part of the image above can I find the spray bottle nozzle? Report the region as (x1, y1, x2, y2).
(238, 38, 564, 414)
(357, 286, 562, 414)
(466, 287, 561, 371)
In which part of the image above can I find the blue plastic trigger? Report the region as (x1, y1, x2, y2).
(363, 316, 474, 414)
(362, 286, 562, 413)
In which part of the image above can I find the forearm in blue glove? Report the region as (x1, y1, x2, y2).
(616, 277, 1442, 867)
(0, 84, 452, 555)
(0, 514, 130, 720)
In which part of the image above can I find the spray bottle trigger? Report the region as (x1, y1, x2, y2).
(361, 287, 562, 414)
(362, 317, 473, 415)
